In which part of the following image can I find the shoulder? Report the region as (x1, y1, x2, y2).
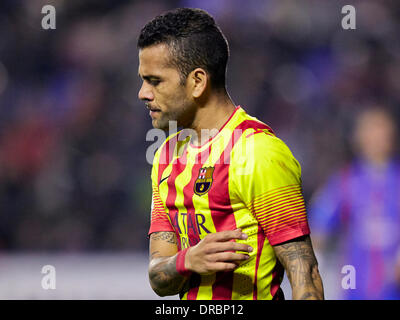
(233, 127, 299, 169)
(231, 110, 292, 160)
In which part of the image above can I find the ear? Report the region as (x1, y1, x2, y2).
(189, 68, 208, 98)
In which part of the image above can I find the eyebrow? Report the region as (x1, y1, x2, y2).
(143, 76, 161, 82)
(138, 72, 161, 81)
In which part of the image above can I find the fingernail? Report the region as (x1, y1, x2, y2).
(248, 246, 253, 252)
(241, 233, 248, 240)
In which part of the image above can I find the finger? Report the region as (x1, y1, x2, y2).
(209, 229, 248, 242)
(206, 241, 253, 254)
(211, 252, 250, 262)
(210, 262, 238, 272)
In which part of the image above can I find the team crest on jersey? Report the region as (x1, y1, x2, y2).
(194, 167, 214, 196)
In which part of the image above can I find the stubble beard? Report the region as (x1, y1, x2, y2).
(154, 100, 196, 132)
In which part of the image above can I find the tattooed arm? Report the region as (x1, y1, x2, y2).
(273, 235, 324, 300)
(148, 232, 187, 297)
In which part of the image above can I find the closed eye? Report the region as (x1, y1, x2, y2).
(149, 79, 161, 86)
(141, 75, 161, 87)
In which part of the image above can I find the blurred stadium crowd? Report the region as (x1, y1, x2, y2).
(0, 0, 400, 298)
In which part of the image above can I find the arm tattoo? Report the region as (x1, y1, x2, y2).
(273, 235, 324, 300)
(150, 250, 160, 260)
(148, 232, 186, 296)
(151, 232, 177, 244)
(149, 255, 186, 296)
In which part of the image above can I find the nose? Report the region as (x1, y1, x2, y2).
(138, 81, 154, 102)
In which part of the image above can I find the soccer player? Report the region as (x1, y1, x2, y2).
(137, 8, 324, 300)
(309, 107, 400, 299)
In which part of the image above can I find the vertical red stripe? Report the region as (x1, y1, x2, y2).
(208, 126, 242, 300)
(164, 135, 187, 209)
(270, 260, 284, 298)
(209, 159, 236, 300)
(163, 135, 188, 251)
(157, 134, 179, 183)
(183, 146, 212, 244)
(183, 146, 212, 300)
(252, 225, 265, 300)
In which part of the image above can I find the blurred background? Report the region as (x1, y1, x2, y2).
(0, 0, 399, 299)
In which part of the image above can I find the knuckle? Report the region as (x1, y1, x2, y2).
(204, 243, 217, 254)
(232, 230, 241, 238)
(238, 244, 249, 251)
(225, 263, 236, 271)
(205, 262, 213, 272)
(204, 233, 214, 242)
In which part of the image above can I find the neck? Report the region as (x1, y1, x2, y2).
(364, 156, 390, 169)
(189, 91, 236, 146)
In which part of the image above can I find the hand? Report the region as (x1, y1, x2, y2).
(185, 228, 253, 275)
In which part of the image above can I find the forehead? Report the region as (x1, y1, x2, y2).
(138, 43, 175, 76)
(358, 110, 393, 128)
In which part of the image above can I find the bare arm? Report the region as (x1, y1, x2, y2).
(273, 235, 324, 300)
(148, 232, 186, 297)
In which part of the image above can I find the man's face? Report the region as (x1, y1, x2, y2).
(138, 44, 195, 130)
(354, 109, 396, 164)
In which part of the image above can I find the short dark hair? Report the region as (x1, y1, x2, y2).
(138, 8, 229, 89)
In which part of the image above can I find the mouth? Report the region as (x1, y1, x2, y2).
(146, 104, 161, 119)
(146, 103, 161, 113)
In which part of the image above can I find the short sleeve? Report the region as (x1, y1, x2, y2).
(148, 150, 174, 236)
(231, 131, 310, 245)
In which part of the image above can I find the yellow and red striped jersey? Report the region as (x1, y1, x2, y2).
(149, 106, 310, 300)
